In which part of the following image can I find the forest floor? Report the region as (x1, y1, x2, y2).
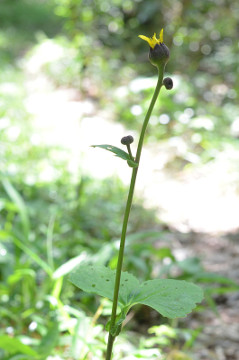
(168, 231, 239, 360)
(23, 48, 239, 360)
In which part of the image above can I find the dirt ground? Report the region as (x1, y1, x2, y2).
(169, 231, 239, 360)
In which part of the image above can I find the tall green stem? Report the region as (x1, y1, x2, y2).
(105, 64, 165, 360)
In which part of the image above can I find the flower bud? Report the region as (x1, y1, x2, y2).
(139, 29, 170, 68)
(121, 135, 134, 145)
(163, 77, 173, 90)
(149, 43, 170, 67)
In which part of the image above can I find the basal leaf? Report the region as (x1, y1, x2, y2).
(69, 265, 203, 320)
(69, 264, 140, 307)
(133, 279, 204, 318)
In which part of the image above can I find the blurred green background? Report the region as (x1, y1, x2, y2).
(1, 0, 239, 359)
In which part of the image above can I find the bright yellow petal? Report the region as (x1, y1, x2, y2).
(138, 35, 153, 47)
(152, 33, 157, 41)
(159, 28, 164, 43)
(139, 29, 164, 48)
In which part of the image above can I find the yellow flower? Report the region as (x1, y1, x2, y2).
(138, 28, 169, 68)
(139, 29, 164, 49)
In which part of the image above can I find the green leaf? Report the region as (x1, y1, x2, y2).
(69, 264, 140, 307)
(92, 144, 129, 160)
(0, 335, 38, 356)
(69, 264, 203, 319)
(127, 159, 138, 168)
(106, 306, 128, 336)
(53, 252, 88, 279)
(2, 178, 30, 239)
(12, 235, 53, 277)
(91, 144, 138, 167)
(177, 257, 203, 274)
(134, 279, 204, 318)
(38, 322, 60, 356)
(194, 271, 239, 286)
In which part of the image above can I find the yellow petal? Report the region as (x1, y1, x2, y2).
(138, 35, 153, 47)
(159, 28, 164, 43)
(139, 29, 164, 48)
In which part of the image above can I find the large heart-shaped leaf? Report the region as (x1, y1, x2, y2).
(134, 279, 204, 318)
(69, 264, 203, 319)
(91, 144, 138, 168)
(69, 264, 140, 307)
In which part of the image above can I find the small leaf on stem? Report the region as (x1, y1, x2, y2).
(91, 144, 138, 167)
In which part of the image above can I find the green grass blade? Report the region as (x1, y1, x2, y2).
(12, 235, 53, 277)
(2, 178, 30, 239)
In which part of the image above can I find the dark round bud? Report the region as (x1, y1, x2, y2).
(121, 135, 134, 145)
(149, 43, 170, 67)
(163, 77, 173, 90)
